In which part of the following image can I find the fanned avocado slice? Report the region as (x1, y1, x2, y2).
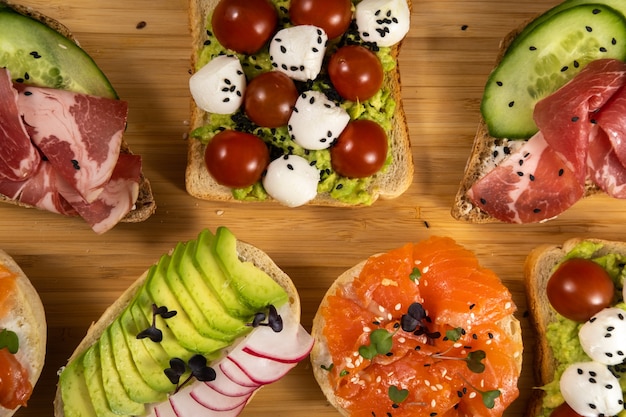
(0, 3, 117, 98)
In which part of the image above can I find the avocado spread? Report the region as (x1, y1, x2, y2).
(541, 241, 626, 417)
(190, 0, 398, 205)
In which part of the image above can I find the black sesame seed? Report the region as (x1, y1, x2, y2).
(572, 116, 580, 122)
(586, 26, 593, 32)
(529, 46, 537, 51)
(600, 47, 608, 52)
(461, 24, 468, 30)
(592, 8, 601, 14)
(529, 174, 535, 181)
(558, 168, 564, 176)
(533, 208, 541, 213)
(71, 159, 80, 170)
(561, 66, 569, 72)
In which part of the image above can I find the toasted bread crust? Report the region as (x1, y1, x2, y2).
(53, 238, 301, 417)
(311, 252, 523, 416)
(185, 0, 413, 207)
(0, 249, 46, 417)
(0, 0, 156, 225)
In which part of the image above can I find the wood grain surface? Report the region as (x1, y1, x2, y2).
(2, 0, 618, 415)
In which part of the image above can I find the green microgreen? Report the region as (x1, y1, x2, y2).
(388, 385, 409, 405)
(320, 363, 334, 372)
(432, 349, 487, 374)
(165, 354, 216, 393)
(409, 267, 421, 282)
(0, 329, 19, 354)
(359, 328, 396, 360)
(339, 369, 349, 377)
(458, 373, 501, 409)
(445, 327, 464, 342)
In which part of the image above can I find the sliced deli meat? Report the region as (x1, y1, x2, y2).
(15, 83, 127, 204)
(0, 68, 40, 181)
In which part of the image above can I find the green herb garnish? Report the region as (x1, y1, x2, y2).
(359, 328, 395, 360)
(0, 329, 19, 354)
(388, 385, 409, 404)
(409, 267, 421, 282)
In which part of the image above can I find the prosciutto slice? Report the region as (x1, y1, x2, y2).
(533, 59, 626, 184)
(593, 84, 626, 168)
(0, 68, 40, 181)
(587, 126, 626, 198)
(467, 132, 584, 223)
(15, 83, 128, 204)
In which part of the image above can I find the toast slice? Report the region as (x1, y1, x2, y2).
(185, 0, 413, 207)
(0, 1, 156, 225)
(523, 238, 626, 417)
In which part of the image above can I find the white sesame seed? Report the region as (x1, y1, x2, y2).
(486, 339, 492, 345)
(431, 399, 436, 407)
(505, 302, 512, 309)
(398, 337, 406, 343)
(379, 305, 386, 313)
(453, 342, 462, 348)
(423, 266, 429, 273)
(387, 313, 393, 320)
(430, 386, 438, 391)
(436, 384, 443, 390)
(363, 326, 371, 333)
(469, 392, 477, 399)
(394, 303, 402, 311)
(376, 376, 382, 383)
(424, 380, 431, 387)
(346, 362, 354, 369)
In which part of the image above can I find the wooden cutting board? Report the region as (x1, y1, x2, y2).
(3, 0, 622, 415)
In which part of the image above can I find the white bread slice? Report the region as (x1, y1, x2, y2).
(0, 249, 46, 417)
(523, 238, 626, 417)
(185, 0, 413, 207)
(451, 15, 604, 223)
(311, 250, 523, 416)
(53, 235, 302, 416)
(0, 0, 156, 224)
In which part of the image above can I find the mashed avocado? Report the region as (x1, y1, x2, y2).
(190, 0, 398, 205)
(540, 241, 626, 417)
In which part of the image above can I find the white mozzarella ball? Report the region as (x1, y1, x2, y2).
(189, 55, 246, 114)
(579, 307, 626, 365)
(269, 25, 328, 82)
(355, 0, 411, 47)
(559, 361, 624, 417)
(288, 91, 350, 150)
(263, 155, 319, 207)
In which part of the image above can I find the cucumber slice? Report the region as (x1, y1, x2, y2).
(481, 4, 626, 139)
(0, 5, 117, 98)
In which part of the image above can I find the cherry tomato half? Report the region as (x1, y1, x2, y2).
(331, 119, 388, 178)
(244, 71, 299, 128)
(211, 0, 278, 54)
(289, 0, 353, 39)
(546, 258, 615, 322)
(328, 45, 384, 102)
(204, 130, 269, 188)
(550, 401, 583, 417)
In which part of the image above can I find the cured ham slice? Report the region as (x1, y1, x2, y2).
(15, 83, 128, 204)
(587, 126, 626, 198)
(0, 68, 40, 181)
(533, 59, 626, 184)
(593, 85, 626, 168)
(468, 132, 584, 223)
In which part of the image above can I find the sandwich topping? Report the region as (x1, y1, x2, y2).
(314, 236, 521, 417)
(541, 241, 626, 417)
(189, 0, 410, 206)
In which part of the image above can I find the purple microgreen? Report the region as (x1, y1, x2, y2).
(164, 358, 186, 385)
(247, 305, 283, 332)
(165, 355, 216, 393)
(0, 329, 19, 354)
(153, 304, 177, 319)
(188, 354, 216, 382)
(136, 304, 176, 343)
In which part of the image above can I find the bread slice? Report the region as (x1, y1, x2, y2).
(523, 238, 626, 417)
(53, 233, 302, 416)
(0, 0, 156, 224)
(185, 0, 413, 206)
(0, 249, 46, 417)
(311, 249, 523, 416)
(451, 15, 604, 223)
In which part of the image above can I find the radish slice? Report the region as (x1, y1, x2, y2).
(219, 360, 262, 389)
(170, 387, 248, 416)
(206, 364, 258, 397)
(227, 349, 296, 385)
(146, 401, 177, 417)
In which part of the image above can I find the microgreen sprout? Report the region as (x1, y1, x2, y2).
(248, 305, 283, 332)
(458, 373, 501, 409)
(388, 385, 409, 405)
(137, 304, 177, 343)
(400, 302, 441, 342)
(0, 329, 19, 354)
(359, 328, 397, 360)
(164, 354, 216, 393)
(433, 349, 487, 374)
(320, 363, 334, 372)
(409, 267, 421, 282)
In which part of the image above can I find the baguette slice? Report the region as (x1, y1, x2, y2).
(523, 238, 626, 417)
(311, 241, 523, 416)
(0, 0, 156, 225)
(53, 231, 303, 416)
(0, 249, 47, 417)
(451, 15, 604, 223)
(185, 0, 413, 207)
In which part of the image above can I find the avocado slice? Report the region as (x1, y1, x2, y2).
(82, 343, 122, 417)
(99, 328, 145, 416)
(193, 229, 258, 318)
(107, 321, 166, 404)
(119, 308, 175, 393)
(212, 227, 289, 309)
(0, 5, 117, 98)
(174, 239, 251, 335)
(59, 355, 98, 417)
(144, 261, 230, 354)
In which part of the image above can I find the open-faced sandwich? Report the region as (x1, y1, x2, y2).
(186, 0, 413, 207)
(525, 238, 626, 417)
(0, 1, 156, 233)
(311, 236, 522, 416)
(452, 0, 626, 223)
(54, 227, 313, 417)
(0, 249, 46, 417)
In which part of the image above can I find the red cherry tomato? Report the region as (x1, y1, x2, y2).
(204, 130, 269, 188)
(328, 45, 384, 102)
(244, 71, 299, 128)
(331, 119, 388, 178)
(289, 0, 353, 39)
(211, 0, 278, 54)
(546, 258, 615, 322)
(550, 402, 583, 417)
